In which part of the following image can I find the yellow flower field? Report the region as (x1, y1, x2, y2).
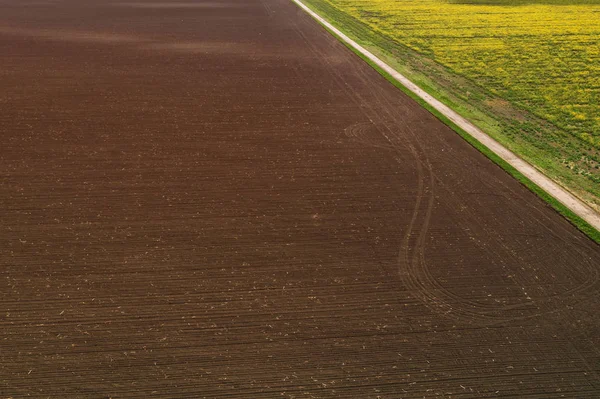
(319, 0, 600, 147)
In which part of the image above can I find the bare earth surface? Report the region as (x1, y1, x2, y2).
(1, 0, 599, 398)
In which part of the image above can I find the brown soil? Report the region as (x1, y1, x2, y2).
(1, 0, 599, 397)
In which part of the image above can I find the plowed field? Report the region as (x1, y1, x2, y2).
(1, 0, 599, 397)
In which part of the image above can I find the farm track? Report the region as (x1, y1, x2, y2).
(1, 0, 599, 397)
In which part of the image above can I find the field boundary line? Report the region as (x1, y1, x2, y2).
(291, 0, 600, 235)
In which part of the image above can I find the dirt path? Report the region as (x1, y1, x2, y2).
(293, 0, 600, 234)
(1, 0, 599, 397)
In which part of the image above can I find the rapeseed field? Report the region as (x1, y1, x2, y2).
(304, 0, 600, 208)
